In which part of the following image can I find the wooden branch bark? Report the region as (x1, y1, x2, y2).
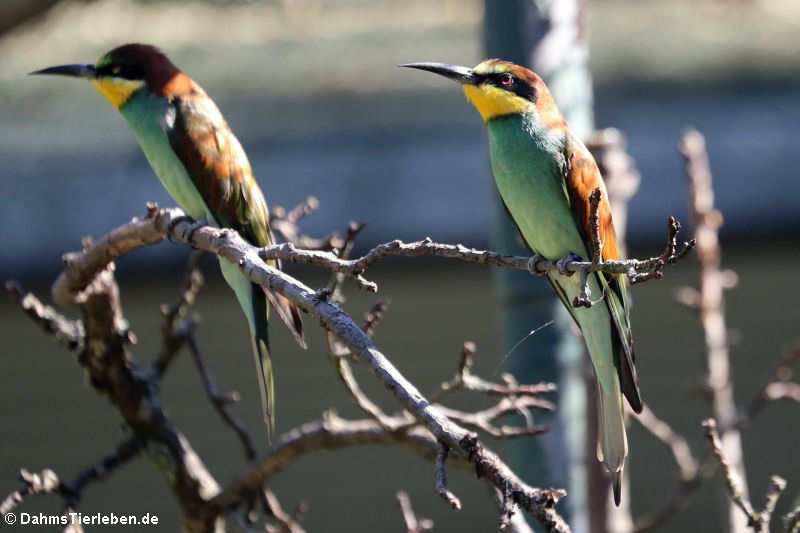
(15, 204, 571, 532)
(681, 129, 750, 533)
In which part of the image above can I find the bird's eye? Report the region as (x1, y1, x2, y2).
(111, 66, 121, 76)
(500, 73, 513, 86)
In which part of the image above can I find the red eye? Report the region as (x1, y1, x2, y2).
(500, 73, 513, 86)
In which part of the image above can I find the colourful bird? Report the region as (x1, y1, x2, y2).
(32, 44, 305, 435)
(403, 60, 642, 504)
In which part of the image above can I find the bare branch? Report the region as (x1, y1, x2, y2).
(703, 419, 754, 520)
(494, 485, 532, 533)
(703, 419, 787, 533)
(31, 206, 570, 531)
(397, 491, 434, 533)
(437, 399, 549, 439)
(51, 204, 166, 306)
(435, 443, 462, 510)
(784, 504, 800, 533)
(185, 322, 256, 460)
(629, 216, 696, 285)
(1, 469, 60, 516)
(5, 281, 84, 350)
(362, 299, 390, 339)
(743, 347, 800, 427)
(258, 227, 692, 296)
(682, 128, 750, 532)
(431, 342, 556, 402)
(270, 196, 344, 251)
(152, 251, 206, 377)
(633, 405, 698, 479)
(59, 437, 144, 507)
(262, 489, 308, 533)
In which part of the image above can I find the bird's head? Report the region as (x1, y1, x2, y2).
(402, 59, 564, 127)
(31, 44, 184, 109)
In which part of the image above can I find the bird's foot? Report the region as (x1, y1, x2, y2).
(166, 215, 195, 244)
(314, 287, 333, 302)
(526, 254, 547, 277)
(168, 216, 209, 247)
(183, 220, 209, 247)
(556, 253, 583, 276)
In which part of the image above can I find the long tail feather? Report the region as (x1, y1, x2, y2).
(252, 336, 275, 437)
(264, 289, 306, 349)
(549, 273, 630, 504)
(595, 378, 627, 506)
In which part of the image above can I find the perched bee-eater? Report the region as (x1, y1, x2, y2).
(403, 60, 643, 504)
(33, 44, 305, 435)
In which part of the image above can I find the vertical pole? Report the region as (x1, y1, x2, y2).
(485, 1, 594, 530)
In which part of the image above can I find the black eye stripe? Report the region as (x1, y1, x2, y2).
(477, 72, 538, 103)
(96, 63, 144, 80)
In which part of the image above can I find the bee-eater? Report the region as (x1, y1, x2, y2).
(32, 44, 305, 435)
(403, 60, 643, 504)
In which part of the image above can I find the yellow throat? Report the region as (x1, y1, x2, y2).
(90, 77, 145, 109)
(463, 84, 533, 123)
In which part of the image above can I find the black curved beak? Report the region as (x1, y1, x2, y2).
(401, 62, 477, 85)
(29, 64, 96, 79)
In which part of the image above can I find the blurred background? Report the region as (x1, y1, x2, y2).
(1, 0, 798, 531)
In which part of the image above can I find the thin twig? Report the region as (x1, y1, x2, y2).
(633, 405, 698, 479)
(185, 323, 256, 460)
(682, 128, 750, 533)
(269, 196, 344, 252)
(703, 419, 787, 532)
(262, 488, 308, 533)
(59, 437, 144, 507)
(430, 342, 556, 402)
(38, 206, 572, 531)
(152, 251, 205, 377)
(1, 469, 60, 516)
(397, 491, 434, 533)
(5, 281, 84, 350)
(435, 443, 462, 510)
(258, 229, 693, 295)
(742, 346, 800, 428)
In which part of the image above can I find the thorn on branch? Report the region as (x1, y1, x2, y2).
(435, 443, 462, 511)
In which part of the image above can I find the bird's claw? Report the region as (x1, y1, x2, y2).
(526, 254, 547, 277)
(314, 288, 333, 302)
(166, 215, 194, 244)
(167, 216, 208, 247)
(556, 253, 583, 276)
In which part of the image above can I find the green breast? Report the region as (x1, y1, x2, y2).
(120, 91, 212, 222)
(486, 114, 587, 260)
